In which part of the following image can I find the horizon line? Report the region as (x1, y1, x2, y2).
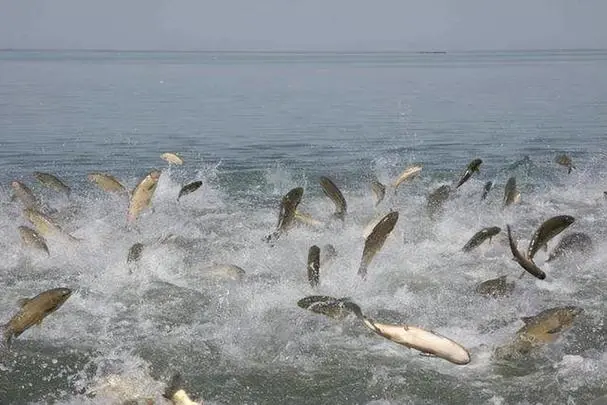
(1, 47, 606, 54)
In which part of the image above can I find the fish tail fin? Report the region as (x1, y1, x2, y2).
(0, 324, 12, 351)
(357, 264, 367, 279)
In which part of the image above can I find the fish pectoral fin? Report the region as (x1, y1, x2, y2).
(419, 351, 436, 358)
(17, 298, 30, 307)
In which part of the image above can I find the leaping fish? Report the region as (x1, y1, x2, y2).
(161, 153, 184, 165)
(33, 172, 71, 196)
(393, 165, 422, 192)
(455, 158, 482, 189)
(127, 170, 161, 223)
(371, 179, 386, 206)
(319, 176, 347, 221)
(266, 187, 304, 242)
(358, 211, 399, 279)
(87, 173, 128, 196)
(345, 302, 471, 365)
(555, 154, 575, 174)
(526, 215, 575, 261)
(506, 225, 546, 280)
(17, 226, 50, 256)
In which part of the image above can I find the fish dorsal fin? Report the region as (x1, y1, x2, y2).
(17, 298, 30, 307)
(521, 316, 534, 324)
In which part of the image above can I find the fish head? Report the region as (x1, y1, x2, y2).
(149, 170, 162, 181)
(45, 287, 73, 308)
(557, 306, 584, 324)
(469, 158, 483, 171)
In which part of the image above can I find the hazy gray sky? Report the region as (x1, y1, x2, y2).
(1, 0, 605, 51)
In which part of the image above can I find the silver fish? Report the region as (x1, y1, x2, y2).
(503, 177, 520, 207)
(346, 302, 470, 365)
(177, 181, 203, 201)
(358, 211, 398, 278)
(527, 215, 575, 261)
(427, 185, 451, 218)
(297, 295, 353, 320)
(319, 176, 347, 221)
(462, 226, 501, 252)
(11, 181, 41, 210)
(266, 187, 304, 242)
(127, 170, 161, 223)
(481, 181, 493, 200)
(371, 179, 386, 207)
(307, 245, 320, 287)
(455, 158, 482, 189)
(33, 172, 71, 196)
(17, 226, 50, 256)
(393, 165, 422, 191)
(1, 287, 72, 349)
(506, 225, 546, 280)
(475, 276, 515, 298)
(493, 306, 583, 360)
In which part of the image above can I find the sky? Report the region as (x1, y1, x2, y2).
(0, 0, 605, 51)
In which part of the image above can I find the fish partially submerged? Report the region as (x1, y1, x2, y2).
(526, 215, 575, 261)
(393, 165, 422, 191)
(127, 243, 144, 264)
(161, 153, 184, 165)
(358, 211, 399, 279)
(320, 244, 337, 267)
(177, 181, 202, 201)
(462, 226, 501, 252)
(266, 187, 304, 242)
(426, 185, 451, 218)
(198, 264, 246, 281)
(127, 170, 161, 223)
(17, 226, 50, 256)
(555, 154, 575, 174)
(481, 181, 493, 201)
(307, 245, 320, 287)
(475, 276, 515, 298)
(294, 210, 325, 228)
(163, 372, 201, 405)
(493, 306, 583, 360)
(1, 287, 72, 349)
(506, 225, 546, 280)
(503, 177, 520, 207)
(11, 180, 42, 210)
(88, 173, 127, 195)
(455, 158, 482, 189)
(371, 179, 386, 206)
(297, 295, 353, 320)
(23, 207, 80, 242)
(345, 302, 470, 365)
(319, 176, 347, 221)
(33, 172, 71, 196)
(546, 232, 593, 262)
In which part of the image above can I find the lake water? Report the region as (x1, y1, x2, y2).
(0, 49, 606, 404)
